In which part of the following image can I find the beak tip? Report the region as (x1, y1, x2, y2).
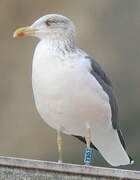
(13, 26, 36, 39)
(13, 34, 16, 38)
(13, 32, 25, 38)
(13, 26, 35, 39)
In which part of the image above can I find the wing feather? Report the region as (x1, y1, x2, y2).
(86, 56, 119, 129)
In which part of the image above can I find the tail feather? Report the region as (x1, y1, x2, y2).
(91, 128, 133, 166)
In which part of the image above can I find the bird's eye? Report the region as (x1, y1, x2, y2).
(45, 20, 54, 26)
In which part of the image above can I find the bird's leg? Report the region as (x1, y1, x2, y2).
(86, 127, 91, 149)
(84, 127, 93, 165)
(57, 129, 63, 163)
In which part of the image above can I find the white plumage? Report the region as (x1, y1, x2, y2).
(14, 14, 133, 167)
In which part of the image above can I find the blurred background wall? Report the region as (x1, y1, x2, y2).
(0, 0, 139, 170)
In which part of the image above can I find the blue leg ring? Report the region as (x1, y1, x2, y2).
(84, 147, 93, 164)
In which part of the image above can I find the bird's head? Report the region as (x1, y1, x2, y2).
(13, 14, 76, 42)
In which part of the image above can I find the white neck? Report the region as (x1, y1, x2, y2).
(35, 39, 76, 57)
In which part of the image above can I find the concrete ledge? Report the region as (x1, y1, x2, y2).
(0, 156, 139, 179)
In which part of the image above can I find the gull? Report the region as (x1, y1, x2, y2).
(13, 14, 133, 166)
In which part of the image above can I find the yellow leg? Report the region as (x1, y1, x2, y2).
(57, 129, 63, 163)
(86, 127, 91, 148)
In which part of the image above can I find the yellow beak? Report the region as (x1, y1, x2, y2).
(13, 26, 36, 38)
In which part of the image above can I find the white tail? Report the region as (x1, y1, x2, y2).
(91, 128, 131, 166)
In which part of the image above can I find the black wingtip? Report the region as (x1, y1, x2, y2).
(129, 155, 134, 164)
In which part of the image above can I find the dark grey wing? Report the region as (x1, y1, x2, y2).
(86, 56, 119, 130)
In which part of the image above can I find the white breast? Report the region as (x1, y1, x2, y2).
(32, 41, 111, 136)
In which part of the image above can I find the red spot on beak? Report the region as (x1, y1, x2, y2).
(17, 32, 25, 37)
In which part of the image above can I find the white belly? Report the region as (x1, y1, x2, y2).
(32, 55, 111, 136)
